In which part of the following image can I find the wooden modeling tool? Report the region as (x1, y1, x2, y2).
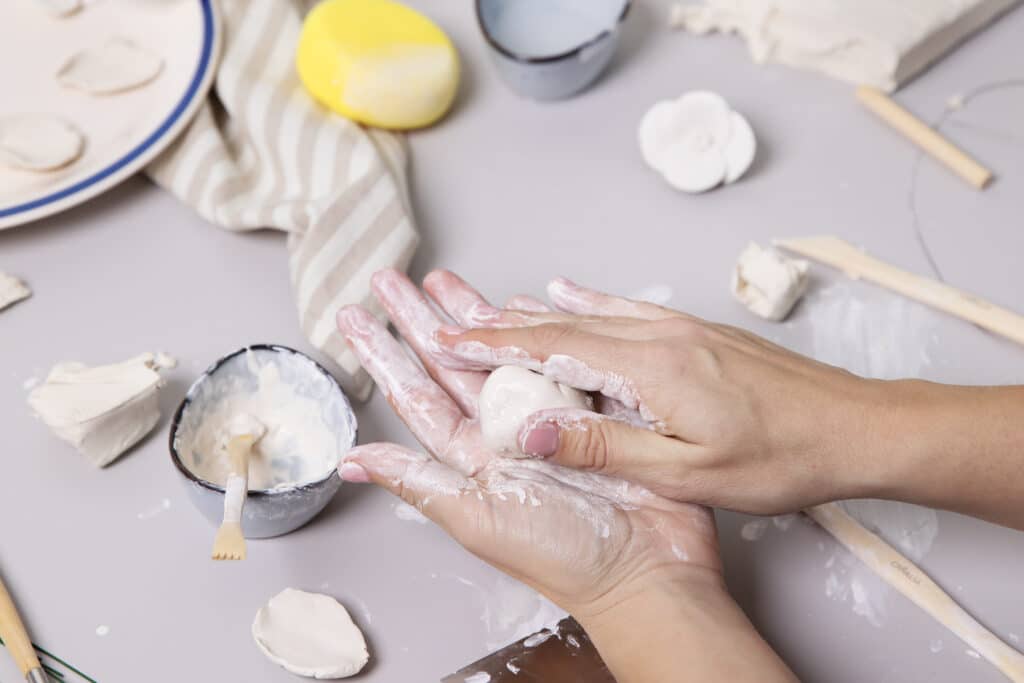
(212, 415, 266, 561)
(0, 574, 48, 683)
(856, 85, 993, 189)
(777, 236, 1024, 347)
(806, 503, 1024, 682)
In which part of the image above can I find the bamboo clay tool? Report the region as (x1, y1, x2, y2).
(0, 573, 48, 683)
(211, 414, 266, 561)
(807, 504, 1024, 682)
(777, 236, 1024, 348)
(856, 85, 993, 189)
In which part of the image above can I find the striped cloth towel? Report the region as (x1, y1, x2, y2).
(147, 0, 418, 401)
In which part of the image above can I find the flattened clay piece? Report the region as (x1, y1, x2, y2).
(252, 588, 370, 679)
(57, 38, 163, 94)
(0, 115, 84, 171)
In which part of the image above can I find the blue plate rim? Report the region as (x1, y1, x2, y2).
(0, 0, 218, 222)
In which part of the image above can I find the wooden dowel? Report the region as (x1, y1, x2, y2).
(777, 236, 1024, 348)
(0, 574, 42, 677)
(856, 85, 993, 189)
(807, 503, 1024, 681)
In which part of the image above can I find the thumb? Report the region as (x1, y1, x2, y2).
(518, 409, 695, 498)
(339, 443, 476, 528)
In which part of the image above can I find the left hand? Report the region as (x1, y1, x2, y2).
(335, 269, 723, 619)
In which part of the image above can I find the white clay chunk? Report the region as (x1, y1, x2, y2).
(479, 366, 592, 456)
(0, 273, 31, 311)
(638, 90, 757, 193)
(57, 38, 164, 94)
(731, 242, 809, 321)
(0, 115, 84, 172)
(28, 352, 175, 467)
(252, 588, 370, 679)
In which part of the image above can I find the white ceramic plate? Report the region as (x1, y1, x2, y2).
(0, 0, 220, 229)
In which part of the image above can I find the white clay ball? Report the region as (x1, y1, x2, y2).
(478, 366, 591, 456)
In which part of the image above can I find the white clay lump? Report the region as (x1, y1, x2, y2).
(479, 366, 592, 456)
(638, 90, 756, 193)
(252, 588, 370, 679)
(731, 242, 809, 321)
(0, 273, 31, 311)
(0, 115, 84, 172)
(28, 352, 176, 467)
(57, 38, 164, 94)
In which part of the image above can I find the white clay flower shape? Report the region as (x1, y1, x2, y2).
(638, 91, 756, 193)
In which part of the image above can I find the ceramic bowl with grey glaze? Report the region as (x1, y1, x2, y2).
(476, 0, 631, 100)
(169, 345, 357, 539)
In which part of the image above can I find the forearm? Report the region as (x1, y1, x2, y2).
(576, 568, 796, 683)
(860, 382, 1024, 530)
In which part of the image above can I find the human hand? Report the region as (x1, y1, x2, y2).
(428, 272, 895, 515)
(335, 270, 723, 620)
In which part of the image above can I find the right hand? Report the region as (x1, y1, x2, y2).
(427, 271, 904, 515)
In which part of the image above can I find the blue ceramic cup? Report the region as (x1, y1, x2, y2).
(476, 0, 631, 100)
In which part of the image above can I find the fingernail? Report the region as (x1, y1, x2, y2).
(522, 422, 560, 458)
(339, 461, 371, 483)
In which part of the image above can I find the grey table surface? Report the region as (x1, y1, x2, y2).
(2, 1, 1023, 681)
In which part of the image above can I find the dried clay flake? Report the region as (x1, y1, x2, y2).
(58, 38, 164, 94)
(0, 115, 84, 171)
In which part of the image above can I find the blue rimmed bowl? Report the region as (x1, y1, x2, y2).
(169, 344, 357, 539)
(475, 0, 631, 100)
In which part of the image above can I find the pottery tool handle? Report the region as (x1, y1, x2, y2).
(777, 236, 1024, 347)
(856, 85, 993, 189)
(806, 503, 1024, 682)
(224, 435, 253, 524)
(0, 574, 45, 681)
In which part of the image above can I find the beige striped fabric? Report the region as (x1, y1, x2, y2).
(147, 0, 418, 401)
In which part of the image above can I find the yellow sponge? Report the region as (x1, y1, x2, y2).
(297, 0, 459, 130)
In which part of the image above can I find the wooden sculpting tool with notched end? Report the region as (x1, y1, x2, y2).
(0, 574, 48, 683)
(806, 503, 1024, 682)
(856, 85, 993, 189)
(212, 415, 266, 561)
(777, 236, 1024, 348)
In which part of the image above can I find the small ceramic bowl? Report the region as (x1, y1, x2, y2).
(475, 0, 631, 100)
(169, 345, 357, 539)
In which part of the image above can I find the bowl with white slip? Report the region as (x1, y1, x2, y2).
(169, 344, 357, 539)
(475, 0, 631, 100)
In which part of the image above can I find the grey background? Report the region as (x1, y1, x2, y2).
(2, 1, 1023, 681)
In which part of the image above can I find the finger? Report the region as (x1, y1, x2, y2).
(505, 295, 551, 313)
(517, 408, 698, 501)
(336, 305, 462, 457)
(340, 443, 480, 526)
(548, 277, 687, 322)
(434, 323, 646, 411)
(371, 269, 485, 418)
(424, 269, 610, 329)
(422, 269, 501, 328)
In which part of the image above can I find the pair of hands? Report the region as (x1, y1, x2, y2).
(335, 269, 877, 681)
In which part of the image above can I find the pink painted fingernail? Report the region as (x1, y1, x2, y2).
(339, 461, 371, 483)
(522, 422, 560, 457)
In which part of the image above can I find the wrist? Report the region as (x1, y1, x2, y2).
(574, 566, 794, 683)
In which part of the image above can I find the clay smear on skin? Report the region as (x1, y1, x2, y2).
(438, 339, 666, 428)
